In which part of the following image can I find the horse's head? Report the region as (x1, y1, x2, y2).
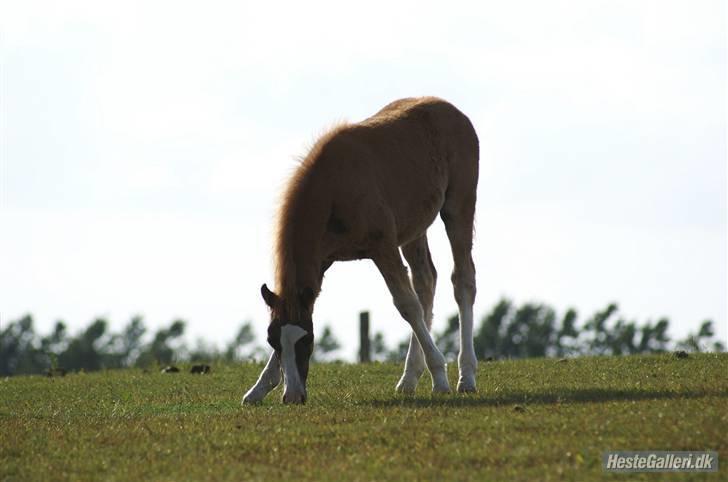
(261, 283, 315, 404)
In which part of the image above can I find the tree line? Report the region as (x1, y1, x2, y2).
(1, 298, 724, 376)
(0, 314, 343, 376)
(429, 300, 723, 362)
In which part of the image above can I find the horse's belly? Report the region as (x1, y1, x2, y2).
(394, 189, 445, 245)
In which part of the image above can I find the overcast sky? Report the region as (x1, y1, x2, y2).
(1, 0, 726, 359)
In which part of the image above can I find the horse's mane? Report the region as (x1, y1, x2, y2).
(273, 122, 349, 318)
(272, 98, 446, 318)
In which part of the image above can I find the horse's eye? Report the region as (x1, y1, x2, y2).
(267, 336, 281, 352)
(267, 324, 282, 352)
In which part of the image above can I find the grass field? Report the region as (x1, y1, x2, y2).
(1, 354, 726, 481)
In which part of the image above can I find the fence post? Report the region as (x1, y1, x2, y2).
(359, 311, 370, 363)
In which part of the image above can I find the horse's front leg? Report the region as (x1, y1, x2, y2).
(242, 351, 282, 404)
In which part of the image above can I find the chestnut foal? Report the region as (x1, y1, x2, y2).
(243, 97, 479, 404)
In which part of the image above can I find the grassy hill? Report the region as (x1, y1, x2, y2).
(1, 354, 726, 481)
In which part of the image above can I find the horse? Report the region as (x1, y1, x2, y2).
(242, 96, 479, 404)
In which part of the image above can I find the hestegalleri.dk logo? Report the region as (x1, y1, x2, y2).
(603, 451, 718, 472)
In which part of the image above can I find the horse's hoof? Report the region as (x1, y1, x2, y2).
(395, 377, 418, 394)
(242, 388, 265, 405)
(430, 370, 451, 393)
(457, 378, 477, 393)
(282, 389, 307, 404)
(432, 381, 451, 394)
(242, 395, 261, 405)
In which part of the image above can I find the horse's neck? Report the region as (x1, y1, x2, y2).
(278, 227, 324, 311)
(277, 255, 321, 322)
(278, 168, 329, 312)
(292, 256, 321, 296)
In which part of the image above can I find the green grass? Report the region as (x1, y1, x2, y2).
(1, 354, 726, 481)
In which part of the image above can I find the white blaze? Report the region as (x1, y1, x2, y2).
(280, 324, 308, 400)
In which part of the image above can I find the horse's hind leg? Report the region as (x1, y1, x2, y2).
(372, 245, 450, 393)
(441, 185, 478, 393)
(397, 235, 437, 394)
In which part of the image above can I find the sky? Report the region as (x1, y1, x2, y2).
(1, 0, 726, 359)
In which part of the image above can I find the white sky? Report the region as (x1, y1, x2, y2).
(1, 0, 726, 359)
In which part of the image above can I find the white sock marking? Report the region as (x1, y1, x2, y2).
(242, 351, 281, 404)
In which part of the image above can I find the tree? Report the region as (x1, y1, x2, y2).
(474, 299, 512, 359)
(435, 314, 460, 360)
(119, 316, 147, 366)
(57, 318, 112, 372)
(102, 316, 147, 368)
(224, 321, 261, 361)
(386, 337, 410, 362)
(371, 331, 389, 361)
(677, 320, 724, 353)
(186, 337, 220, 362)
(507, 303, 557, 358)
(554, 308, 579, 357)
(313, 325, 341, 361)
(136, 319, 186, 367)
(0, 315, 46, 375)
(583, 303, 619, 355)
(636, 318, 670, 353)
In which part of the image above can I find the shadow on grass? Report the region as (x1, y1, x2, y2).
(363, 387, 728, 408)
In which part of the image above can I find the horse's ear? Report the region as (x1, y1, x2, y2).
(298, 286, 315, 310)
(261, 284, 279, 309)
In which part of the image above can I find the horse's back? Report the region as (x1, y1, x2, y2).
(318, 97, 478, 246)
(359, 96, 478, 182)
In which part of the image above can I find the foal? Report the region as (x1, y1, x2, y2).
(243, 97, 479, 404)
